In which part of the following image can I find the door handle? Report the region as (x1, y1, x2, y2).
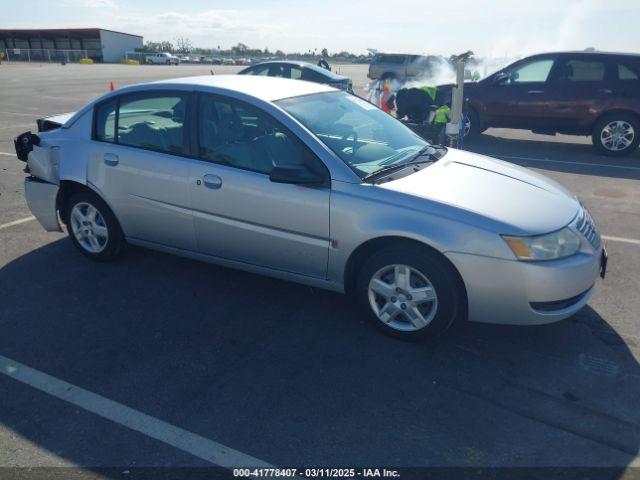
(202, 174, 222, 189)
(103, 153, 119, 166)
(527, 90, 544, 94)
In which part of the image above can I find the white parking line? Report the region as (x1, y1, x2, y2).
(603, 235, 640, 246)
(0, 216, 35, 230)
(0, 151, 16, 156)
(494, 154, 640, 172)
(0, 354, 272, 468)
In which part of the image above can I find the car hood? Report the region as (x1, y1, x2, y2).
(378, 149, 580, 235)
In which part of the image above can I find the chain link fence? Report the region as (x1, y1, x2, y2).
(0, 48, 89, 63)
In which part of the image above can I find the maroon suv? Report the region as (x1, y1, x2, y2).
(460, 51, 640, 157)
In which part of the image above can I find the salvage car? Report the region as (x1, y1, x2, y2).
(448, 51, 640, 157)
(145, 52, 180, 65)
(15, 76, 606, 340)
(239, 60, 353, 92)
(368, 53, 441, 81)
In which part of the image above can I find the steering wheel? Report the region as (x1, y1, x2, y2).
(342, 129, 359, 157)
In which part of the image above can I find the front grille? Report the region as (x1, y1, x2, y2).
(574, 207, 601, 251)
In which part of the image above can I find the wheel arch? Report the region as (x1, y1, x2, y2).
(56, 180, 119, 228)
(591, 109, 640, 133)
(343, 236, 467, 312)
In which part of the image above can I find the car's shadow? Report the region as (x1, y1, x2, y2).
(0, 238, 638, 478)
(464, 130, 640, 181)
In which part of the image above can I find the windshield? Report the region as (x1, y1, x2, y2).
(276, 91, 434, 178)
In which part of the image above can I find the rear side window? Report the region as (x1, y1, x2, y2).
(618, 63, 639, 80)
(94, 100, 117, 142)
(117, 93, 188, 154)
(559, 59, 606, 82)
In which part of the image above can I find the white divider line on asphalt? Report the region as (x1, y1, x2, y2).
(0, 354, 273, 468)
(0, 216, 35, 230)
(0, 151, 16, 156)
(603, 235, 640, 246)
(494, 154, 640, 172)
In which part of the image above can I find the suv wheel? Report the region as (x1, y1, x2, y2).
(463, 107, 485, 139)
(356, 246, 464, 340)
(592, 114, 640, 157)
(65, 191, 124, 261)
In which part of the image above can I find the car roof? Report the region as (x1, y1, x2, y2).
(525, 51, 640, 59)
(247, 60, 347, 79)
(151, 74, 335, 101)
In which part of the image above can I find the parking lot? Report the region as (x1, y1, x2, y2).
(1, 62, 639, 477)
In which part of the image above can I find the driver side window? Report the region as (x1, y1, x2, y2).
(197, 94, 324, 176)
(503, 59, 554, 84)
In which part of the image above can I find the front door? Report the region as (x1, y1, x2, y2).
(483, 56, 557, 129)
(188, 93, 331, 278)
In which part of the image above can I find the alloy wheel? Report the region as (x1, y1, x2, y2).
(600, 120, 635, 151)
(70, 202, 109, 253)
(368, 264, 438, 331)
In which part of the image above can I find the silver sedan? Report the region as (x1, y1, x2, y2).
(18, 75, 606, 340)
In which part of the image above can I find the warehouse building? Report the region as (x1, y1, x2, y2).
(0, 28, 143, 62)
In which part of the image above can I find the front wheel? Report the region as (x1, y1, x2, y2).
(592, 114, 639, 157)
(64, 191, 124, 261)
(463, 107, 484, 139)
(356, 246, 464, 340)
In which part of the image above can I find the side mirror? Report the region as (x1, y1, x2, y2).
(269, 165, 326, 186)
(492, 72, 509, 85)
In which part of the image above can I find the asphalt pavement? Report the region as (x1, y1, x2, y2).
(0, 62, 639, 479)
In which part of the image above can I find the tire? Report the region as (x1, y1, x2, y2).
(64, 191, 125, 261)
(463, 107, 484, 139)
(592, 113, 640, 157)
(355, 245, 464, 341)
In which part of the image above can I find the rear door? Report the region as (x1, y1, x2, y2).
(544, 54, 613, 132)
(187, 92, 331, 278)
(88, 90, 197, 250)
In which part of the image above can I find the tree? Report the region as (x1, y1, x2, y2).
(321, 48, 329, 58)
(175, 37, 193, 54)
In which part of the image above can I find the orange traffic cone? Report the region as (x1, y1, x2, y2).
(109, 81, 115, 92)
(380, 79, 392, 113)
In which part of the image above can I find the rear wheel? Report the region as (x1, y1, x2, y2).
(592, 114, 639, 157)
(356, 246, 464, 340)
(64, 191, 124, 261)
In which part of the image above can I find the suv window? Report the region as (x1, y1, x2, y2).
(617, 63, 639, 80)
(377, 55, 405, 64)
(558, 58, 606, 82)
(117, 93, 187, 154)
(301, 68, 326, 82)
(504, 58, 554, 84)
(94, 99, 117, 142)
(197, 94, 325, 176)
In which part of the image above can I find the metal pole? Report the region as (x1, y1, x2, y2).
(445, 60, 465, 148)
(27, 49, 30, 62)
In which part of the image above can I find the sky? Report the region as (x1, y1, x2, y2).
(3, 0, 640, 57)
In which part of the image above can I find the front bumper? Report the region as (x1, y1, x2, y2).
(24, 177, 61, 232)
(446, 249, 602, 325)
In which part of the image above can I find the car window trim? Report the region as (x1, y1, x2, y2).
(92, 89, 193, 158)
(192, 91, 331, 186)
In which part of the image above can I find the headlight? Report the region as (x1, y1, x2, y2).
(502, 227, 581, 261)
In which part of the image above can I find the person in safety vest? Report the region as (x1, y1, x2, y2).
(433, 103, 451, 145)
